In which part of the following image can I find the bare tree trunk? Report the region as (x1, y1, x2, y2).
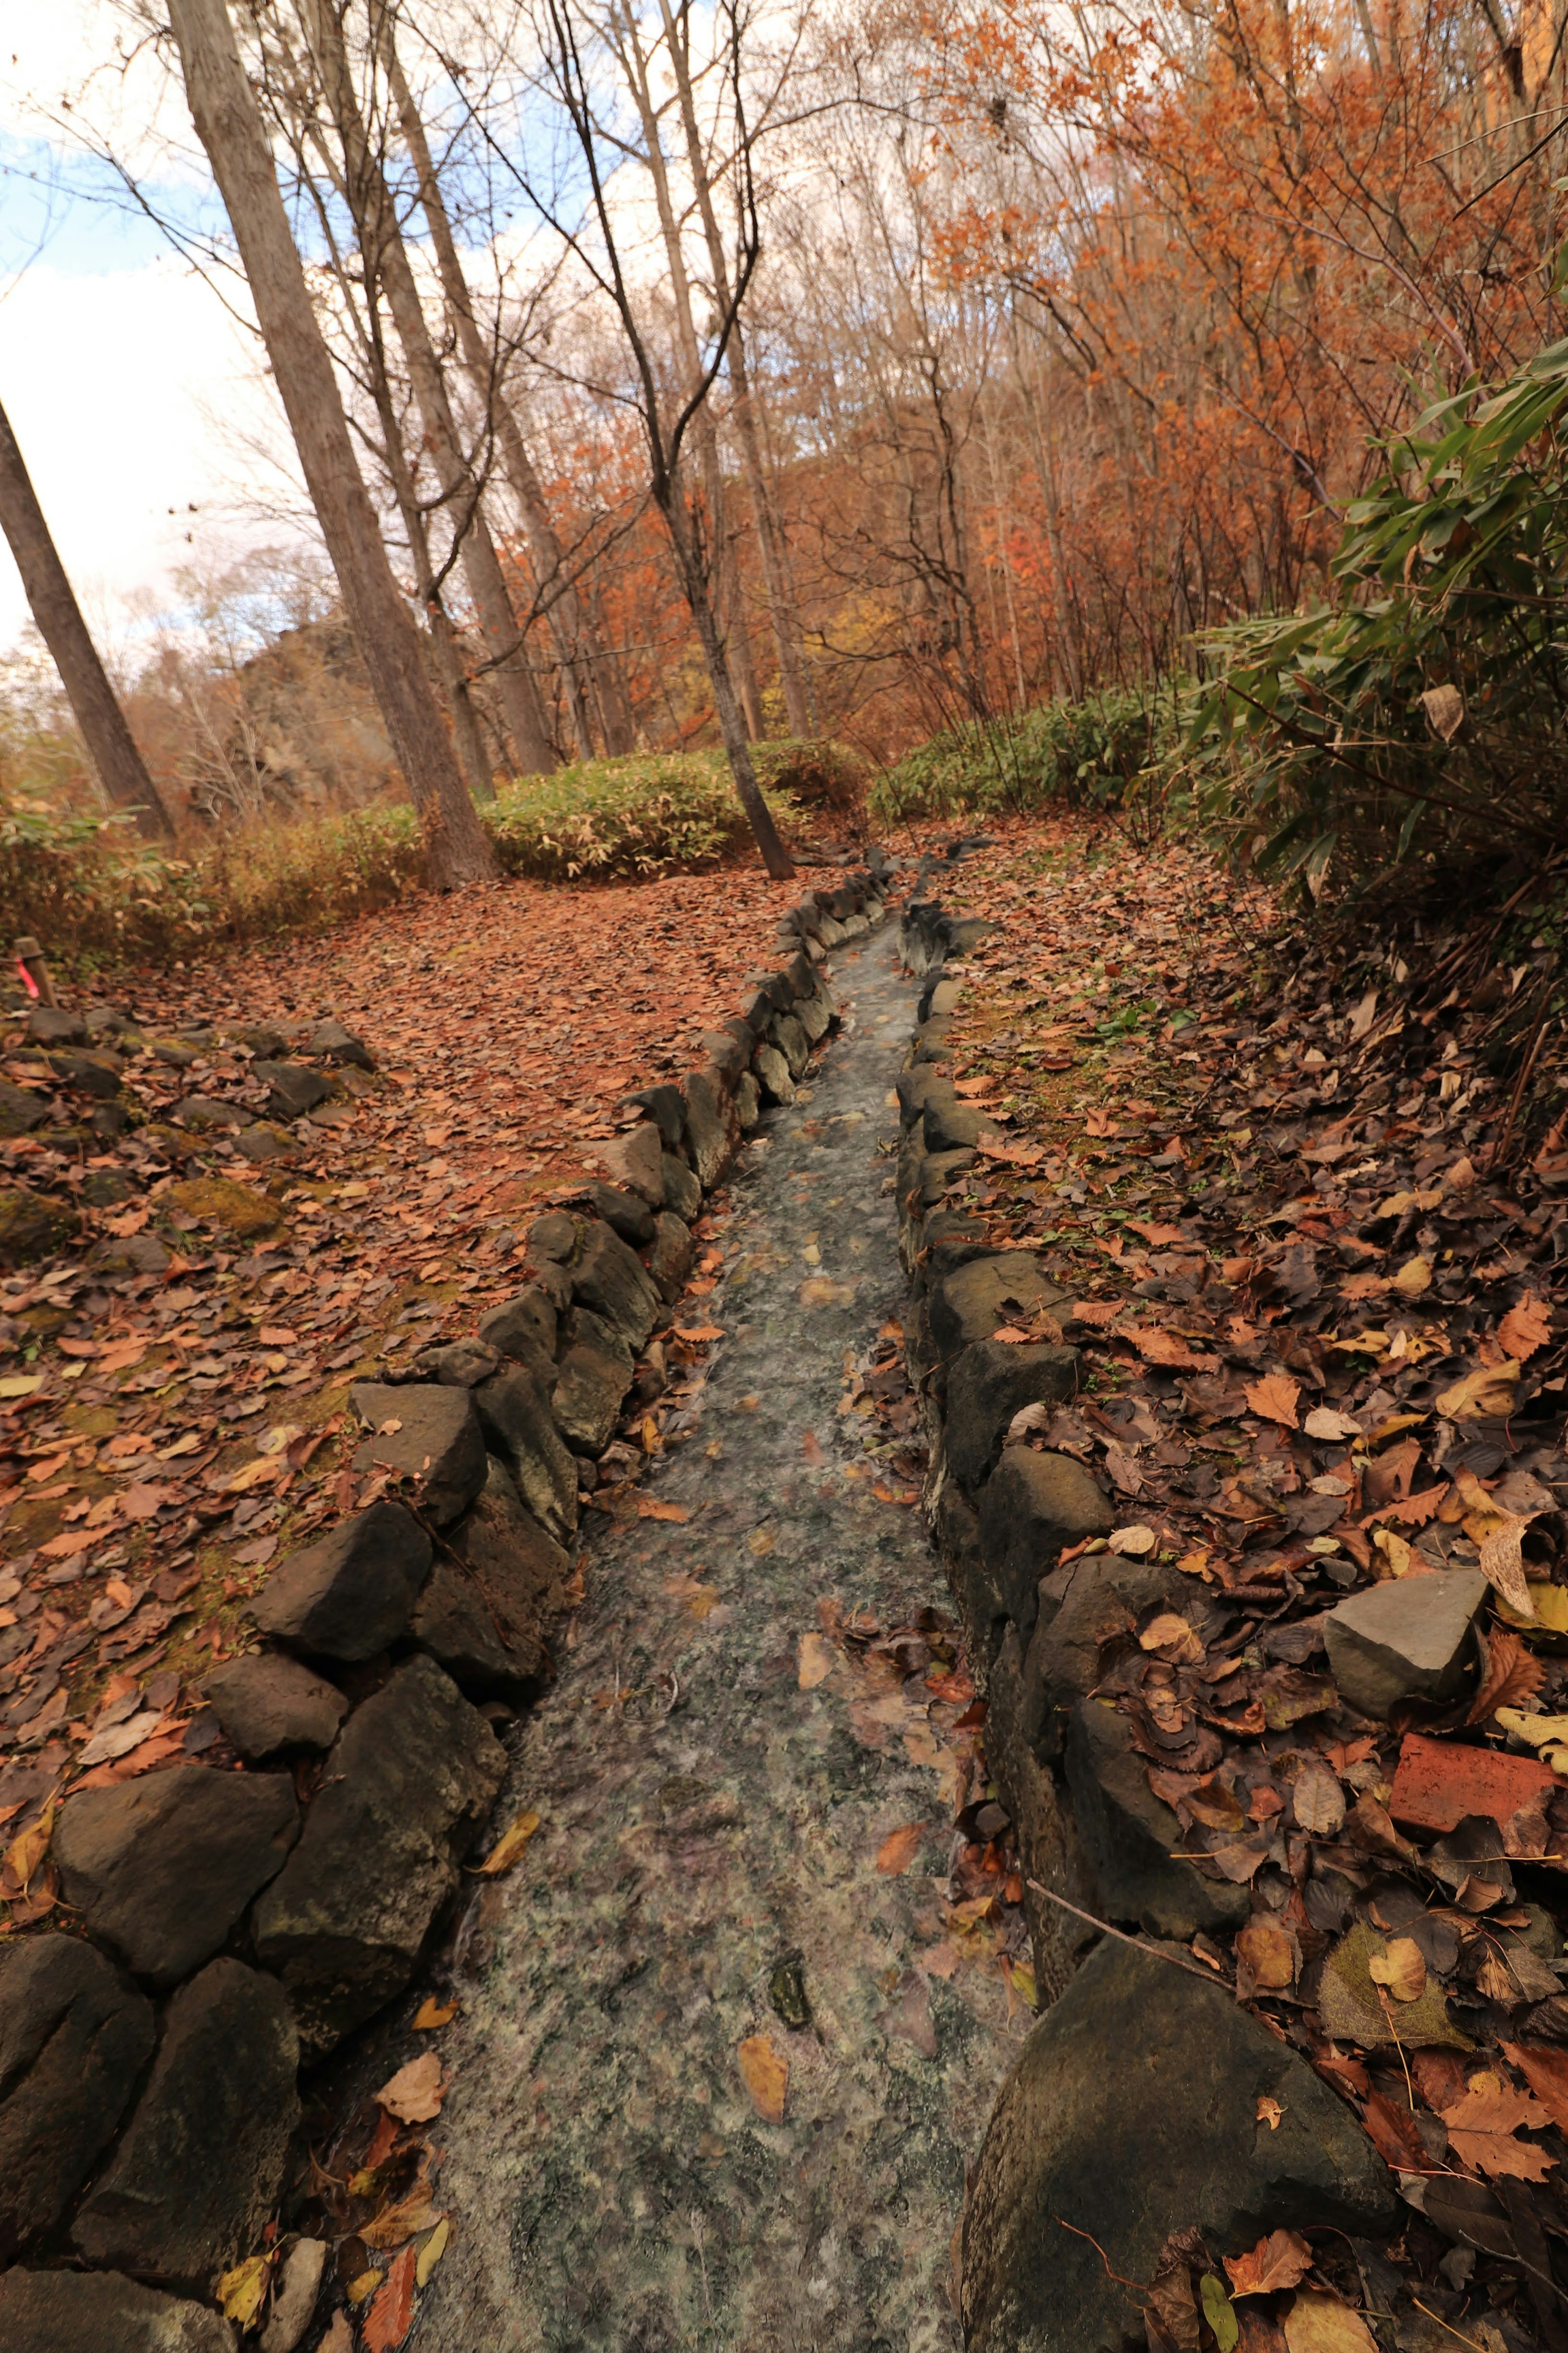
(165, 0, 495, 885)
(305, 7, 556, 778)
(386, 43, 621, 760)
(724, 536, 766, 737)
(0, 399, 172, 839)
(664, 492, 792, 873)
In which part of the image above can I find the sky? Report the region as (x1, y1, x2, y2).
(0, 5, 304, 653)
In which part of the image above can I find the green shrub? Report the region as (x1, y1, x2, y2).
(871, 693, 1179, 836)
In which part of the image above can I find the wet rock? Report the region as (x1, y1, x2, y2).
(895, 1066, 950, 1126)
(648, 1211, 695, 1303)
(1323, 1570, 1488, 1719)
(929, 1252, 1068, 1358)
(754, 1043, 796, 1104)
(919, 1147, 973, 1207)
(960, 1940, 1397, 2353)
(1065, 1699, 1251, 1940)
(945, 1340, 1080, 1488)
(662, 1154, 702, 1221)
(984, 1629, 1086, 2007)
(253, 1059, 332, 1119)
(581, 1181, 656, 1247)
(474, 1362, 579, 1543)
(45, 1048, 122, 1099)
(0, 2268, 236, 2352)
(410, 1559, 530, 1699)
(0, 1931, 154, 2264)
(251, 1499, 432, 1661)
(232, 1123, 296, 1164)
(163, 1175, 282, 1242)
(259, 2238, 327, 2353)
(80, 1169, 134, 1208)
(252, 1654, 506, 2055)
(0, 1081, 48, 1137)
(772, 1012, 811, 1078)
(174, 1094, 245, 1129)
(913, 1017, 953, 1064)
(976, 1448, 1115, 1635)
(1022, 1550, 1211, 1762)
(571, 1220, 660, 1353)
(26, 1006, 85, 1047)
(682, 1067, 737, 1186)
(0, 1186, 79, 1266)
(73, 1958, 299, 2294)
(413, 1337, 501, 1388)
(734, 1068, 761, 1129)
(308, 1017, 373, 1069)
(54, 1764, 299, 1987)
(200, 1652, 347, 1761)
(477, 1282, 557, 1367)
(553, 1310, 634, 1454)
(599, 1121, 664, 1207)
(350, 1381, 487, 1524)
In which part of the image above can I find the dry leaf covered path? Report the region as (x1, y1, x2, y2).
(405, 924, 1023, 2353)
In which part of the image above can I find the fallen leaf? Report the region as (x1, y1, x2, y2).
(1236, 1921, 1295, 1989)
(361, 2243, 417, 2349)
(1367, 1938, 1426, 2003)
(673, 1324, 724, 1343)
(347, 2271, 383, 2308)
(1225, 2228, 1313, 2297)
(1392, 1256, 1431, 1296)
(414, 1996, 459, 2030)
(637, 1498, 690, 1523)
(474, 1809, 542, 1876)
(217, 2254, 271, 2327)
(4, 1799, 55, 1895)
(1469, 1630, 1546, 1725)
(1201, 2271, 1241, 2351)
(1501, 2042, 1568, 2134)
(1244, 1374, 1301, 1428)
(1499, 1294, 1552, 1362)
(1255, 2095, 1283, 2132)
(1439, 2080, 1556, 2179)
(1107, 1523, 1157, 1555)
(876, 1822, 927, 1875)
(1123, 1323, 1213, 1370)
(415, 2216, 450, 2288)
(1304, 1406, 1361, 1441)
(738, 2033, 788, 2122)
(1437, 1360, 1522, 1419)
(1290, 1762, 1345, 1838)
(361, 2188, 437, 2250)
(1282, 2290, 1377, 2351)
(376, 2051, 444, 2124)
(797, 1632, 834, 1688)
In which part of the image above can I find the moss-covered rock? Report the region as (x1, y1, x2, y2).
(0, 1187, 79, 1268)
(163, 1178, 285, 1241)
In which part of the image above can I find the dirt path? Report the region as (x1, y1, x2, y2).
(409, 926, 1026, 2353)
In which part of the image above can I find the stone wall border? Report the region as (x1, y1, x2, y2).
(0, 857, 893, 2353)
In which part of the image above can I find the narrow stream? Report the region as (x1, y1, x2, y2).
(412, 927, 1024, 2352)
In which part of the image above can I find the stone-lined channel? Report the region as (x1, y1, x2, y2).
(409, 925, 1025, 2352)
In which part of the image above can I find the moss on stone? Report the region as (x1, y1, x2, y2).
(164, 1176, 286, 1240)
(0, 1186, 80, 1267)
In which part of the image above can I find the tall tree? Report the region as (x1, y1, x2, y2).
(165, 0, 496, 885)
(0, 400, 172, 838)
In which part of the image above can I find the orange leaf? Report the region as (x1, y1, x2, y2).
(1502, 2043, 1568, 2134)
(1468, 1628, 1546, 1726)
(1499, 1294, 1552, 1363)
(1244, 1374, 1301, 1428)
(1126, 1220, 1185, 1245)
(637, 1499, 690, 1523)
(673, 1325, 724, 1343)
(361, 2243, 417, 2349)
(1439, 2081, 1556, 2180)
(737, 2033, 788, 2123)
(1224, 2227, 1313, 2297)
(1069, 1299, 1120, 1328)
(876, 1823, 927, 1875)
(1122, 1323, 1212, 1371)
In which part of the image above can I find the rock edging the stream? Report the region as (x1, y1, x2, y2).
(0, 863, 891, 2353)
(892, 899, 1399, 2353)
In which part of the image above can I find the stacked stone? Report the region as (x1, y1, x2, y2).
(893, 902, 1399, 2353)
(0, 870, 886, 2353)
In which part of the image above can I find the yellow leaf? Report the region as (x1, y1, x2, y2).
(347, 2269, 383, 2307)
(473, 1809, 541, 1876)
(218, 2254, 271, 2326)
(1371, 1527, 1414, 1579)
(1497, 1706, 1568, 1750)
(1283, 2289, 1378, 2351)
(738, 2033, 788, 2123)
(1527, 1582, 1568, 1633)
(414, 1996, 458, 2030)
(0, 1375, 43, 1398)
(415, 2216, 450, 2288)
(797, 1632, 834, 1689)
(1392, 1256, 1431, 1296)
(4, 1800, 56, 1896)
(1437, 1361, 1522, 1419)
(376, 2051, 443, 2123)
(1367, 1937, 1426, 2002)
(361, 2189, 436, 2249)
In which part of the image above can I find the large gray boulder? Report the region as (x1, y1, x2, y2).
(1065, 1700, 1251, 1941)
(350, 1381, 487, 1524)
(571, 1220, 660, 1353)
(474, 1362, 579, 1544)
(0, 2268, 235, 2353)
(251, 1653, 505, 2055)
(73, 1958, 299, 2295)
(945, 1341, 1080, 1488)
(929, 1253, 1069, 1359)
(976, 1450, 1115, 1637)
(960, 1940, 1398, 2352)
(54, 1764, 299, 1987)
(250, 1499, 432, 1662)
(0, 1933, 154, 2263)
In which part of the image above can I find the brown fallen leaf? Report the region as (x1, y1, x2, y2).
(1501, 2042, 1568, 2134)
(1282, 2291, 1377, 2352)
(1235, 1921, 1295, 1989)
(361, 2242, 417, 2349)
(1256, 2094, 1283, 2131)
(1436, 1360, 1521, 1419)
(1499, 1294, 1552, 1362)
(1123, 1323, 1214, 1371)
(1243, 1373, 1301, 1429)
(376, 2052, 444, 2124)
(413, 1996, 459, 2031)
(1359, 2090, 1426, 2172)
(4, 1800, 56, 1895)
(797, 1632, 834, 1689)
(1439, 2079, 1556, 2179)
(876, 1822, 927, 1875)
(1367, 1938, 1425, 2003)
(1224, 2228, 1313, 2297)
(1468, 1627, 1546, 1725)
(361, 2188, 437, 2250)
(637, 1498, 691, 1523)
(738, 2033, 788, 2123)
(473, 1810, 541, 1876)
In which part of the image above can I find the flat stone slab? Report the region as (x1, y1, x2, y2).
(252, 1653, 505, 2056)
(201, 1652, 348, 1760)
(960, 1940, 1397, 2352)
(350, 1381, 488, 1525)
(250, 1497, 432, 1662)
(74, 1957, 300, 2294)
(55, 1763, 299, 1987)
(0, 1931, 154, 2263)
(0, 2268, 235, 2352)
(929, 1252, 1068, 1358)
(1323, 1568, 1487, 1718)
